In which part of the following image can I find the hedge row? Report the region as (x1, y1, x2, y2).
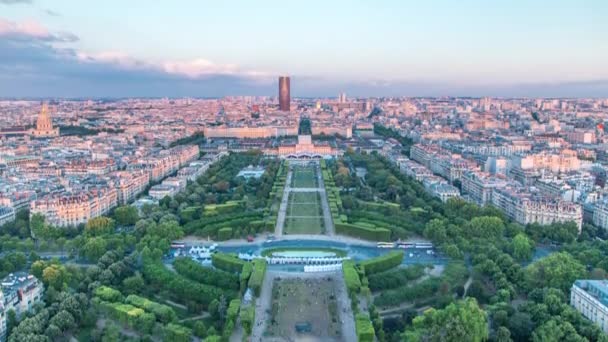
(360, 251, 404, 275)
(173, 257, 239, 290)
(94, 285, 122, 302)
(335, 222, 391, 241)
(125, 294, 177, 324)
(94, 298, 155, 333)
(355, 313, 375, 342)
(240, 262, 253, 293)
(142, 261, 233, 308)
(248, 259, 267, 296)
(211, 253, 246, 273)
(240, 306, 255, 336)
(368, 264, 426, 291)
(163, 323, 192, 342)
(217, 227, 233, 241)
(343, 260, 362, 295)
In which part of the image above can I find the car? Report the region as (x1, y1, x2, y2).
(247, 235, 254, 242)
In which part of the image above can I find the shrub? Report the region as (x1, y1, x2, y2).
(125, 294, 177, 323)
(163, 323, 192, 342)
(217, 227, 233, 241)
(173, 257, 239, 290)
(226, 299, 241, 321)
(211, 253, 246, 273)
(94, 286, 123, 303)
(355, 313, 375, 342)
(335, 223, 391, 241)
(248, 259, 267, 296)
(142, 261, 233, 308)
(240, 306, 255, 335)
(343, 260, 362, 295)
(360, 251, 404, 275)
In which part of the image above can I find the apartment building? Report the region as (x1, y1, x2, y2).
(491, 186, 582, 230)
(111, 170, 150, 205)
(0, 207, 15, 226)
(571, 280, 608, 333)
(461, 171, 508, 206)
(30, 187, 118, 227)
(0, 272, 44, 341)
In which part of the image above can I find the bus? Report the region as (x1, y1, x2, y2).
(377, 242, 395, 249)
(171, 243, 186, 249)
(414, 242, 433, 249)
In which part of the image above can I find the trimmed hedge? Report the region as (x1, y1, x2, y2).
(368, 264, 426, 291)
(125, 294, 177, 324)
(360, 251, 404, 275)
(355, 313, 375, 342)
(227, 299, 241, 321)
(212, 253, 246, 273)
(248, 259, 267, 296)
(217, 227, 233, 241)
(343, 260, 362, 295)
(335, 222, 391, 241)
(163, 323, 192, 342)
(93, 299, 155, 334)
(240, 306, 255, 335)
(173, 257, 239, 290)
(240, 262, 253, 292)
(94, 285, 123, 303)
(142, 261, 232, 308)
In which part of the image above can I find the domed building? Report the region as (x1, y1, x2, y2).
(31, 103, 59, 138)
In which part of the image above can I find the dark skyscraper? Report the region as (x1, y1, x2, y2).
(279, 76, 290, 111)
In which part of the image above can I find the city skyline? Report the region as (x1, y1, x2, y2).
(0, 0, 607, 98)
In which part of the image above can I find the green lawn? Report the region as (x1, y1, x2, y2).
(284, 192, 324, 234)
(291, 165, 318, 188)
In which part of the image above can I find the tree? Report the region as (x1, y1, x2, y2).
(85, 217, 115, 236)
(532, 319, 585, 342)
(49, 310, 76, 333)
(507, 312, 534, 342)
(525, 252, 586, 293)
(466, 216, 505, 239)
(512, 233, 534, 261)
(113, 206, 139, 226)
(122, 274, 145, 295)
(83, 237, 108, 261)
(496, 326, 513, 342)
(43, 264, 68, 290)
(402, 298, 488, 342)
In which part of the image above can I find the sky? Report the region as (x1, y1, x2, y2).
(0, 0, 607, 98)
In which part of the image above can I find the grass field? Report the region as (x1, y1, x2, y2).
(265, 277, 341, 340)
(284, 192, 324, 234)
(291, 165, 318, 188)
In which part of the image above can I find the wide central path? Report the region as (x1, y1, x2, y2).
(274, 160, 335, 236)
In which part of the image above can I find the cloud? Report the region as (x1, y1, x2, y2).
(0, 18, 77, 42)
(0, 17, 605, 98)
(0, 0, 32, 4)
(0, 17, 273, 97)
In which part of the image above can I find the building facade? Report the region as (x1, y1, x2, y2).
(571, 280, 608, 333)
(279, 76, 290, 111)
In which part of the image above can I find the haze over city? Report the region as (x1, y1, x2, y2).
(1, 0, 607, 97)
(3, 2, 608, 342)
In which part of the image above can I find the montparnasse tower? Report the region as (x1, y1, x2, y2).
(31, 103, 59, 138)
